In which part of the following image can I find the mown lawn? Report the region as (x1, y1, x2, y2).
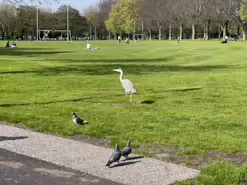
(0, 40, 247, 184)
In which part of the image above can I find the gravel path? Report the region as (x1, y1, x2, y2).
(0, 124, 199, 185)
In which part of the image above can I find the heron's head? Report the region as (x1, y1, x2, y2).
(112, 68, 122, 73)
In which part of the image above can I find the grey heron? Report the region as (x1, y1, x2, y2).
(113, 68, 136, 104)
(72, 113, 88, 125)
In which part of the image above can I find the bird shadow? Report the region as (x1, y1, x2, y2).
(122, 156, 145, 161)
(109, 160, 141, 168)
(0, 136, 28, 142)
(168, 87, 202, 92)
(141, 100, 155, 104)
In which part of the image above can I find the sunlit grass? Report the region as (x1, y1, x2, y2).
(0, 40, 247, 154)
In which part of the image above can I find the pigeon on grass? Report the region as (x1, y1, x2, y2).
(72, 112, 88, 125)
(105, 144, 121, 167)
(121, 140, 132, 159)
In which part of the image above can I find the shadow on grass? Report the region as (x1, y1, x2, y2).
(109, 160, 141, 168)
(45, 57, 175, 63)
(141, 100, 155, 104)
(168, 87, 202, 92)
(0, 95, 123, 107)
(0, 47, 72, 56)
(0, 136, 28, 142)
(0, 63, 231, 76)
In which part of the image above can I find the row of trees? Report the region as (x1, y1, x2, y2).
(3, 0, 247, 40)
(85, 0, 247, 40)
(0, 3, 88, 40)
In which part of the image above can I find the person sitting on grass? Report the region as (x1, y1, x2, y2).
(221, 35, 228, 44)
(5, 41, 10, 48)
(11, 42, 16, 48)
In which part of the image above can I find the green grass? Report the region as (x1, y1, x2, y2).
(0, 40, 247, 151)
(177, 161, 247, 185)
(0, 40, 247, 183)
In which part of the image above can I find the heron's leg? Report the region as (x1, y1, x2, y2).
(130, 93, 133, 104)
(125, 92, 128, 102)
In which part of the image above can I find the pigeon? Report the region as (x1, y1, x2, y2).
(121, 140, 132, 159)
(72, 112, 88, 125)
(105, 144, 121, 167)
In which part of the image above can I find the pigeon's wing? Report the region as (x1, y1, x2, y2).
(76, 117, 84, 124)
(106, 151, 120, 166)
(121, 147, 131, 156)
(112, 151, 121, 161)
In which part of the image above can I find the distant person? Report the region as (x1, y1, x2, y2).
(126, 37, 129, 44)
(221, 35, 228, 44)
(225, 35, 228, 43)
(118, 35, 121, 44)
(5, 41, 10, 48)
(87, 43, 92, 50)
(11, 42, 16, 48)
(177, 36, 180, 44)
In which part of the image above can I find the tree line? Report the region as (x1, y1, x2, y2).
(89, 0, 247, 40)
(2, 0, 247, 40)
(0, 3, 88, 40)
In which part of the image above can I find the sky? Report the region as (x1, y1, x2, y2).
(48, 0, 100, 12)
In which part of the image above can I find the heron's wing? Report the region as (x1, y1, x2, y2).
(122, 79, 136, 92)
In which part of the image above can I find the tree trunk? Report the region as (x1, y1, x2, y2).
(218, 25, 221, 39)
(179, 23, 183, 40)
(109, 32, 111, 40)
(222, 21, 228, 39)
(148, 29, 152, 40)
(158, 25, 162, 40)
(169, 22, 172, 40)
(242, 28, 246, 41)
(204, 19, 210, 40)
(192, 23, 195, 40)
(204, 27, 208, 40)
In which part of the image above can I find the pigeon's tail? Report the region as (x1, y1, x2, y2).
(105, 160, 113, 167)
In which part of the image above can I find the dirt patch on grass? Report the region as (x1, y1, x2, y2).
(140, 144, 247, 170)
(68, 135, 110, 148)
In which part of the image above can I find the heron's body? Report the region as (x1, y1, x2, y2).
(113, 68, 136, 104)
(122, 79, 136, 94)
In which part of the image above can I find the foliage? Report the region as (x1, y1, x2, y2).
(178, 162, 247, 185)
(106, 0, 137, 34)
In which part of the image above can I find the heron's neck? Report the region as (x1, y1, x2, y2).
(119, 71, 124, 82)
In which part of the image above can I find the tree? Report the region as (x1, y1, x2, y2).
(106, 0, 138, 36)
(239, 0, 247, 40)
(54, 5, 88, 39)
(0, 3, 17, 39)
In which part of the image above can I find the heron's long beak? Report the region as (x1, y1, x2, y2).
(112, 69, 117, 72)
